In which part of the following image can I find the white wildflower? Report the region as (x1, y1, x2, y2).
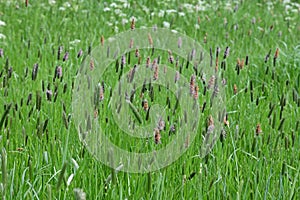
(178, 12, 185, 17)
(110, 3, 118, 8)
(119, 13, 126, 17)
(142, 5, 149, 13)
(166, 9, 177, 14)
(158, 10, 165, 17)
(103, 7, 110, 12)
(163, 21, 170, 28)
(123, 2, 130, 8)
(49, 0, 56, 5)
(114, 9, 122, 15)
(63, 2, 71, 7)
(183, 3, 194, 13)
(0, 34, 6, 39)
(70, 39, 81, 45)
(130, 16, 137, 22)
(122, 18, 128, 25)
(0, 20, 6, 26)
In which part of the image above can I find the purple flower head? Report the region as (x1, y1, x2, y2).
(265, 49, 271, 63)
(190, 48, 196, 60)
(63, 52, 69, 62)
(216, 47, 220, 57)
(178, 37, 182, 48)
(56, 66, 63, 78)
(32, 63, 39, 81)
(175, 71, 180, 83)
(153, 24, 158, 32)
(121, 55, 126, 66)
(57, 46, 63, 60)
(46, 89, 52, 101)
(0, 48, 3, 58)
(169, 124, 176, 135)
(223, 46, 230, 59)
(222, 78, 227, 86)
(77, 49, 83, 58)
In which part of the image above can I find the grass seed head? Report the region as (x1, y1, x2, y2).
(146, 56, 150, 68)
(77, 49, 83, 58)
(158, 118, 165, 131)
(194, 85, 199, 99)
(90, 59, 94, 70)
(224, 114, 229, 127)
(190, 74, 196, 95)
(0, 48, 3, 57)
(274, 48, 279, 59)
(63, 52, 69, 62)
(56, 66, 62, 78)
(46, 89, 52, 101)
(153, 64, 159, 80)
(135, 48, 139, 57)
(129, 38, 134, 48)
(223, 46, 230, 59)
(169, 124, 176, 135)
(101, 35, 104, 46)
(175, 71, 180, 83)
(121, 55, 126, 66)
(178, 37, 182, 48)
(32, 63, 39, 81)
(207, 75, 215, 90)
(256, 124, 262, 135)
(233, 84, 238, 95)
(131, 18, 135, 30)
(265, 49, 271, 63)
(148, 33, 153, 46)
(154, 128, 161, 144)
(57, 46, 63, 60)
(143, 99, 148, 111)
(99, 84, 104, 101)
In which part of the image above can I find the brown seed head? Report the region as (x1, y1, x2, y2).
(256, 124, 262, 135)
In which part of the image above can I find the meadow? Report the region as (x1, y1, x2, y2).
(0, 0, 300, 199)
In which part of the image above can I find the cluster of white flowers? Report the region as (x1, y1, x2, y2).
(0, 20, 6, 39)
(283, 0, 300, 14)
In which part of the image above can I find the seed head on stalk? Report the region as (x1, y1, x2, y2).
(153, 64, 159, 80)
(57, 46, 63, 60)
(32, 63, 39, 81)
(63, 52, 69, 62)
(193, 85, 199, 99)
(233, 84, 238, 95)
(131, 18, 135, 30)
(175, 71, 180, 83)
(146, 56, 150, 68)
(148, 33, 153, 47)
(101, 35, 104, 46)
(90, 59, 94, 71)
(256, 124, 262, 135)
(223, 46, 230, 59)
(154, 128, 161, 144)
(178, 37, 182, 48)
(129, 38, 134, 48)
(0, 48, 3, 57)
(77, 49, 83, 58)
(190, 74, 196, 95)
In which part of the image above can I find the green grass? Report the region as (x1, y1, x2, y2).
(0, 0, 300, 199)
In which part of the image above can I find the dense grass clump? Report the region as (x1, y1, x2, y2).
(0, 0, 299, 199)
